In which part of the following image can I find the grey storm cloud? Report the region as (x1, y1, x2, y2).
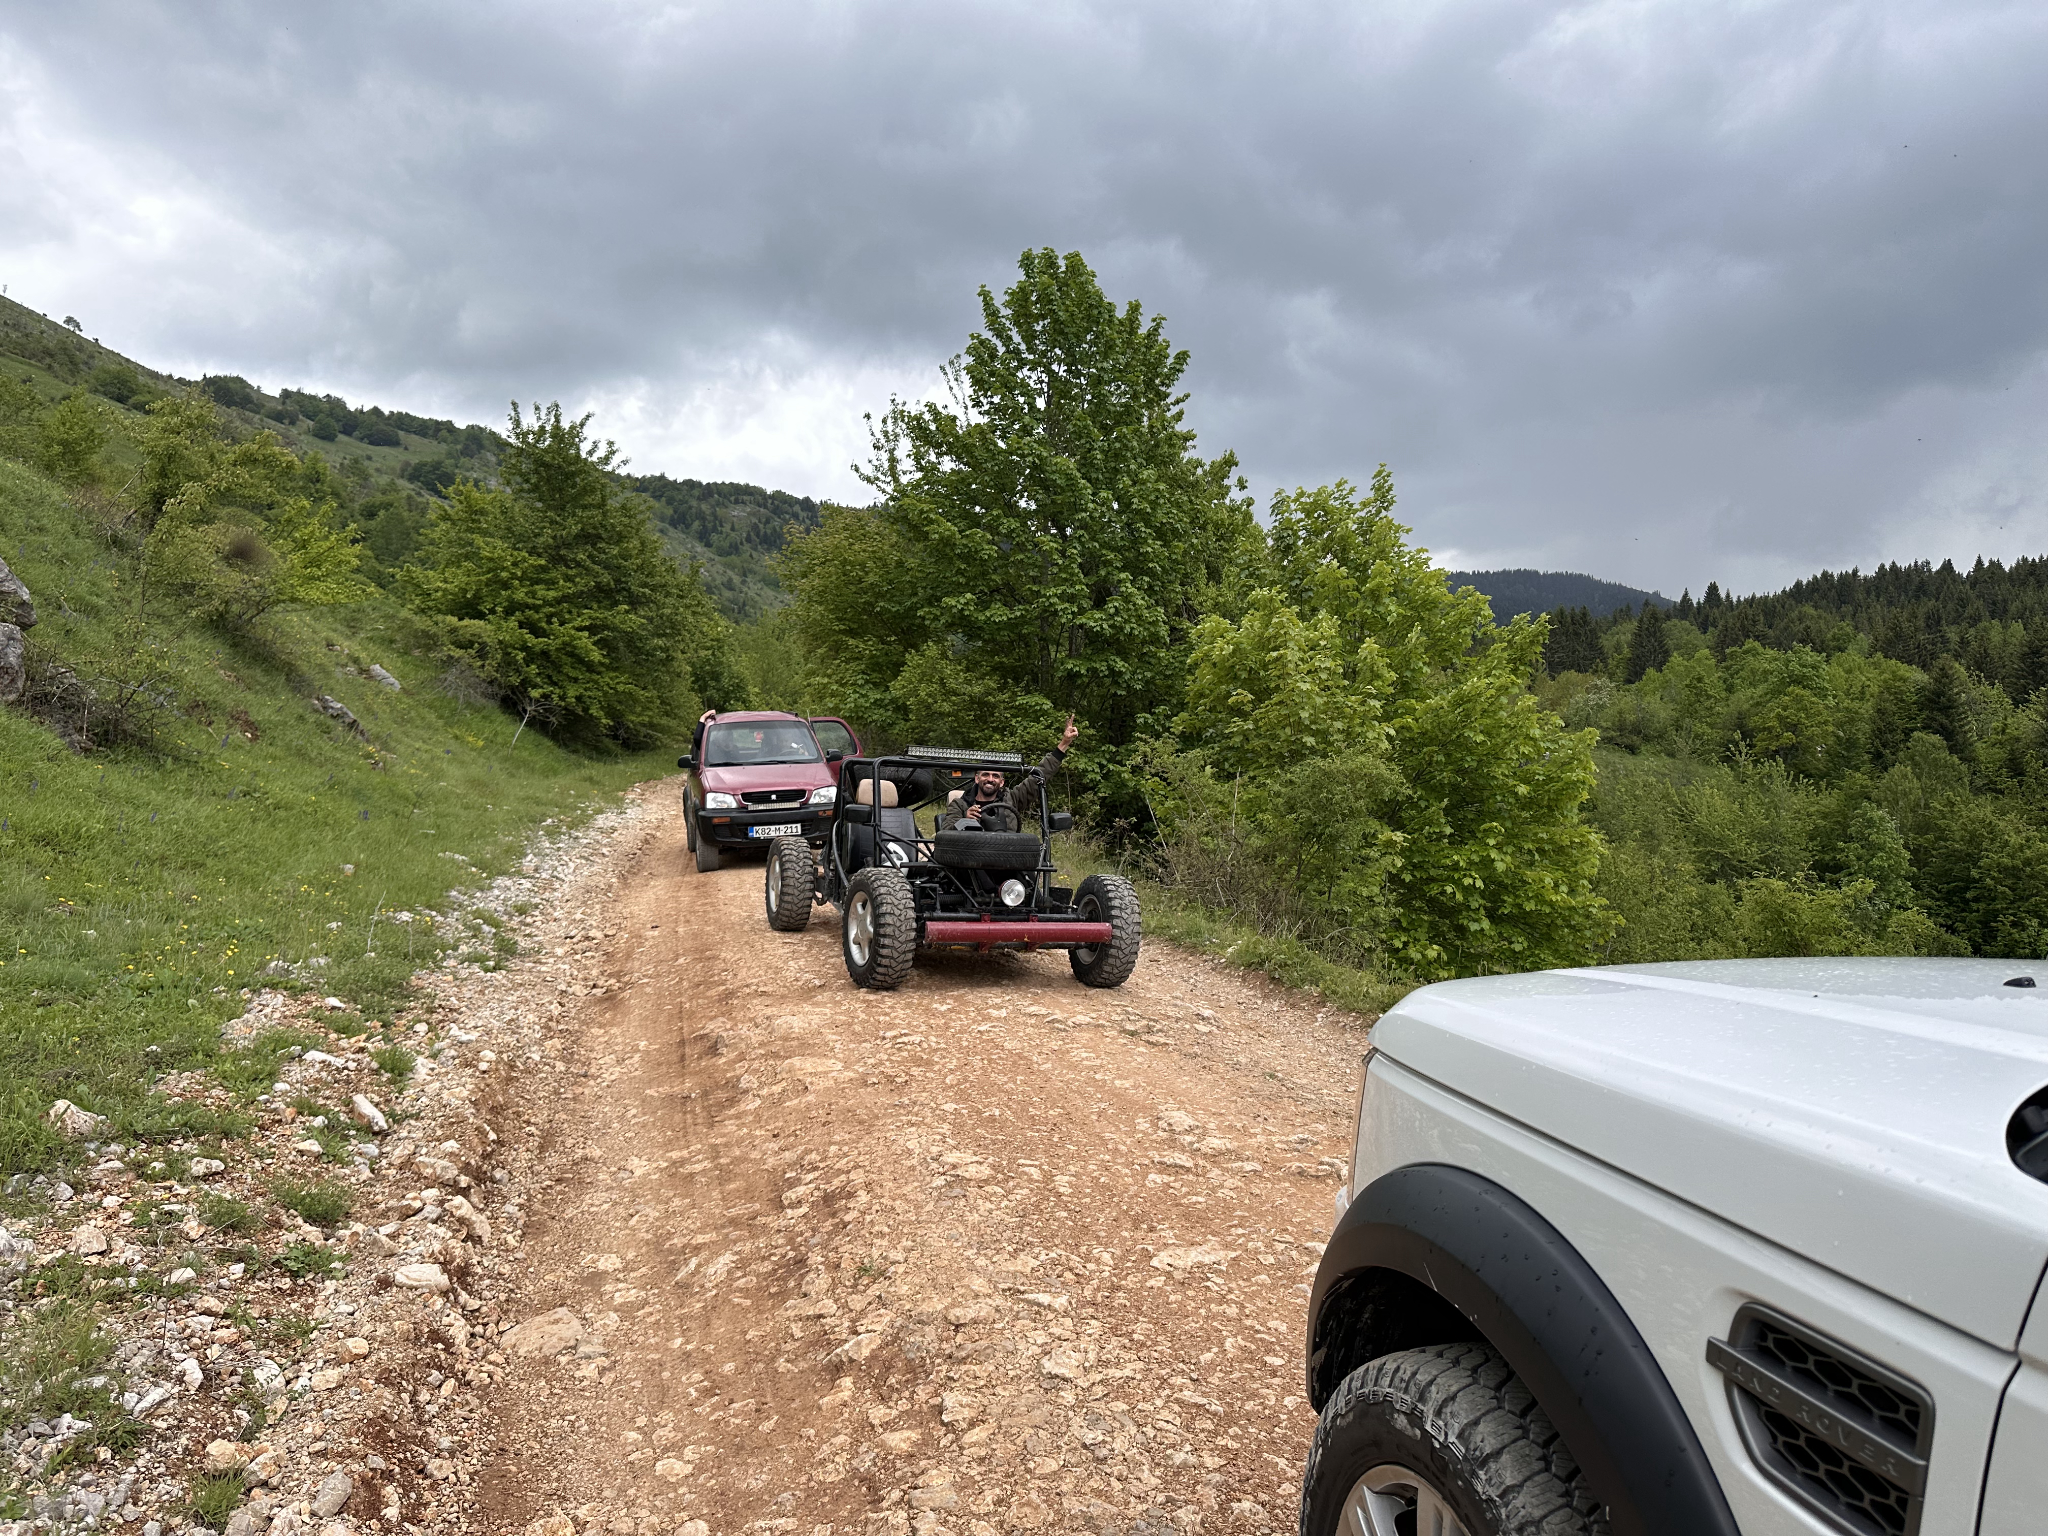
(3, 0, 2047, 594)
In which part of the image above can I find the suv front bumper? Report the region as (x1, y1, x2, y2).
(696, 805, 834, 848)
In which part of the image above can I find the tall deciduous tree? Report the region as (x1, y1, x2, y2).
(1173, 475, 1612, 978)
(851, 248, 1259, 748)
(404, 403, 738, 747)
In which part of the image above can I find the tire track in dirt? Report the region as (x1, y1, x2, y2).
(476, 784, 1371, 1536)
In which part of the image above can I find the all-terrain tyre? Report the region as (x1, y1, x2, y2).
(933, 829, 1043, 870)
(842, 867, 916, 990)
(765, 838, 815, 931)
(694, 833, 722, 873)
(1300, 1343, 1608, 1536)
(1069, 872, 1141, 988)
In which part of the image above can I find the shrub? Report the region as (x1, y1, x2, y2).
(198, 1193, 261, 1235)
(275, 1240, 344, 1279)
(270, 1177, 351, 1228)
(186, 1472, 245, 1528)
(371, 1044, 416, 1082)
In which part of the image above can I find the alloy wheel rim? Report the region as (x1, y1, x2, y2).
(847, 891, 874, 966)
(1342, 1464, 1471, 1536)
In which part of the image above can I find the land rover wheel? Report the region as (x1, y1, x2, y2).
(1069, 873, 1141, 988)
(765, 838, 815, 931)
(842, 868, 916, 990)
(1300, 1343, 1606, 1536)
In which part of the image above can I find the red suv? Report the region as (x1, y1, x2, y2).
(679, 712, 861, 872)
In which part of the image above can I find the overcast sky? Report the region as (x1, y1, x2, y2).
(4, 1, 2046, 595)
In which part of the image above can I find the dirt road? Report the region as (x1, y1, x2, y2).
(475, 784, 1373, 1536)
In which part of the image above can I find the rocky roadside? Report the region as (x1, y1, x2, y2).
(0, 793, 663, 1536)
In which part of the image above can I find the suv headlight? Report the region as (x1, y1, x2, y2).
(702, 792, 740, 810)
(808, 785, 837, 805)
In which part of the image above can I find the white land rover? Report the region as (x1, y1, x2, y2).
(1301, 958, 2048, 1536)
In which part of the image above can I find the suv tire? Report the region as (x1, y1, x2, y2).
(842, 868, 916, 990)
(1301, 1343, 1607, 1536)
(1069, 873, 1141, 988)
(685, 795, 699, 853)
(766, 838, 814, 931)
(695, 834, 722, 874)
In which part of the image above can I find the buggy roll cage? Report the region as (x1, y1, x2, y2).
(828, 748, 1068, 914)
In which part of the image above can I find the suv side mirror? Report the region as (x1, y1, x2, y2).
(1048, 811, 1075, 833)
(677, 754, 695, 770)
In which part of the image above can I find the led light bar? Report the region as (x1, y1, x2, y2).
(906, 745, 1023, 764)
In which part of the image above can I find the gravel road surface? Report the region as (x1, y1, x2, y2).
(474, 783, 1373, 1536)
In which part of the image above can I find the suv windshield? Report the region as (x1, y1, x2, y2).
(704, 720, 821, 767)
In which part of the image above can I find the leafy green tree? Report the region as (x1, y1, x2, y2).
(852, 248, 1259, 748)
(403, 402, 734, 746)
(1174, 475, 1612, 978)
(0, 373, 45, 462)
(34, 393, 108, 484)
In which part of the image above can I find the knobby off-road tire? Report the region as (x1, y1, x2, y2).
(842, 867, 916, 990)
(1300, 1342, 1608, 1536)
(765, 837, 815, 931)
(694, 832, 722, 873)
(933, 828, 1043, 870)
(1070, 872, 1141, 988)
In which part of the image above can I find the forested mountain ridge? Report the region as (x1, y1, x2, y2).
(0, 294, 808, 619)
(1451, 567, 1669, 620)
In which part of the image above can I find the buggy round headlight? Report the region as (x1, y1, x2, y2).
(999, 878, 1028, 907)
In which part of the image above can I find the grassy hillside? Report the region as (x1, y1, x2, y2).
(0, 295, 823, 621)
(0, 452, 665, 1179)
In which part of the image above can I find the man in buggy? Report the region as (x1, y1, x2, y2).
(943, 715, 1080, 832)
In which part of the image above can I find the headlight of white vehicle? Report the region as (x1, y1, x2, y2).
(999, 878, 1028, 907)
(702, 791, 740, 810)
(808, 785, 837, 805)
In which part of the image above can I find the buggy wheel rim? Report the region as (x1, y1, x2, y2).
(846, 890, 875, 967)
(1342, 1464, 1470, 1536)
(767, 857, 783, 909)
(1072, 892, 1102, 963)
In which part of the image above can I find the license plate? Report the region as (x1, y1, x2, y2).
(748, 823, 803, 839)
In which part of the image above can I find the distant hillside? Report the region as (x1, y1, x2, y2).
(1451, 568, 1670, 620)
(0, 295, 813, 621)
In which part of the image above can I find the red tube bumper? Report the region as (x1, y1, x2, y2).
(923, 919, 1111, 948)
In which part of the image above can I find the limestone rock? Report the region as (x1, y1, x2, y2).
(500, 1306, 583, 1358)
(392, 1262, 449, 1292)
(443, 1194, 491, 1242)
(190, 1157, 226, 1178)
(0, 624, 23, 707)
(46, 1099, 106, 1138)
(204, 1440, 251, 1472)
(877, 1429, 921, 1454)
(311, 1472, 353, 1518)
(73, 1226, 109, 1256)
(349, 1094, 388, 1133)
(366, 665, 401, 691)
(177, 1356, 204, 1390)
(0, 557, 34, 629)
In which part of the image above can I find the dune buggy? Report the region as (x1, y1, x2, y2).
(759, 746, 1141, 991)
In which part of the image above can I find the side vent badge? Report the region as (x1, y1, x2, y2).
(1707, 1304, 1931, 1536)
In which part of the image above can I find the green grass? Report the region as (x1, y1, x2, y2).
(185, 1472, 245, 1528)
(0, 455, 671, 1175)
(371, 1043, 416, 1081)
(275, 1239, 345, 1280)
(269, 1176, 352, 1228)
(1054, 837, 1416, 1019)
(197, 1192, 261, 1235)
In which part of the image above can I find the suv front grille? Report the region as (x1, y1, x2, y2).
(1708, 1305, 1931, 1536)
(740, 789, 806, 807)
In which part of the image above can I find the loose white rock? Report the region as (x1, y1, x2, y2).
(73, 1226, 109, 1256)
(312, 1472, 354, 1517)
(46, 1099, 107, 1138)
(392, 1262, 450, 1292)
(177, 1356, 204, 1390)
(165, 1266, 197, 1286)
(500, 1307, 583, 1358)
(189, 1157, 226, 1178)
(349, 1094, 388, 1133)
